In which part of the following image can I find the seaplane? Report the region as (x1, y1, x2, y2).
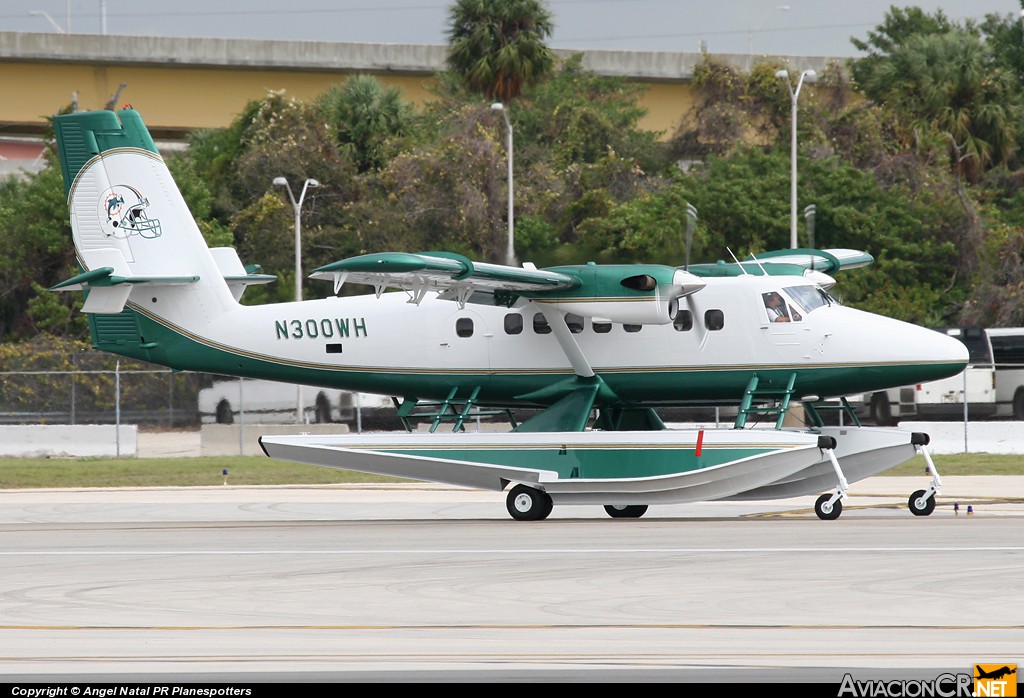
(50, 108, 968, 521)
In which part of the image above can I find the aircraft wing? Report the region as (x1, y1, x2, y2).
(310, 251, 579, 305)
(688, 248, 873, 277)
(745, 248, 874, 272)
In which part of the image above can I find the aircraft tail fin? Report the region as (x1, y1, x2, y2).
(52, 108, 237, 315)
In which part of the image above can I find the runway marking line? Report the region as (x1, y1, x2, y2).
(1, 623, 1022, 631)
(1, 546, 1024, 555)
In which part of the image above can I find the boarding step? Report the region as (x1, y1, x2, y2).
(394, 386, 518, 433)
(734, 373, 797, 430)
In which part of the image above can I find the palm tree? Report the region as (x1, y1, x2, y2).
(319, 75, 415, 172)
(857, 30, 1019, 175)
(446, 0, 556, 104)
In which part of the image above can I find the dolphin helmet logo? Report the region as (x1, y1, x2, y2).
(98, 184, 162, 239)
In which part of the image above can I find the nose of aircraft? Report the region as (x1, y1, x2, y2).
(894, 320, 970, 382)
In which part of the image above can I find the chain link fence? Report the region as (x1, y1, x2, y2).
(0, 353, 1021, 447)
(0, 364, 202, 428)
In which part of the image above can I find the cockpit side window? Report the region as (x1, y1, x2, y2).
(762, 291, 794, 323)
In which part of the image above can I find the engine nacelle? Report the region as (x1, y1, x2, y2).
(529, 265, 705, 325)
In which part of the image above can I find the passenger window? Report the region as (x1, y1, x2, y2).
(533, 313, 551, 335)
(624, 324, 642, 333)
(565, 314, 584, 334)
(673, 309, 693, 332)
(592, 321, 612, 334)
(504, 313, 523, 335)
(705, 309, 725, 331)
(456, 317, 474, 337)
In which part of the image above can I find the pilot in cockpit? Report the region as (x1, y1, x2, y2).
(762, 291, 791, 323)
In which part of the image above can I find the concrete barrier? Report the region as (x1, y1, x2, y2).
(899, 421, 1024, 455)
(201, 423, 350, 457)
(0, 425, 137, 457)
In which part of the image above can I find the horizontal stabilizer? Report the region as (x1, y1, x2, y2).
(50, 266, 200, 291)
(210, 247, 276, 301)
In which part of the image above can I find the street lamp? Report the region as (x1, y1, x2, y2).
(490, 102, 515, 266)
(273, 176, 319, 303)
(775, 68, 817, 249)
(273, 176, 319, 424)
(747, 5, 790, 55)
(28, 10, 65, 33)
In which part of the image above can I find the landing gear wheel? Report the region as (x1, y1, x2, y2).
(908, 489, 936, 516)
(814, 494, 842, 520)
(506, 484, 553, 521)
(870, 393, 894, 426)
(604, 504, 648, 519)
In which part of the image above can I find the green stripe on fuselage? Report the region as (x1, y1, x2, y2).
(89, 304, 965, 409)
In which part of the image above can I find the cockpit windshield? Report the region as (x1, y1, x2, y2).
(783, 285, 836, 314)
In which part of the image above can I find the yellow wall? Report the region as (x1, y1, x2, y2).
(1, 61, 694, 136)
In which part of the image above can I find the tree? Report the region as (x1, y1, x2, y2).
(446, 0, 555, 104)
(851, 10, 1022, 176)
(318, 75, 416, 172)
(850, 6, 954, 88)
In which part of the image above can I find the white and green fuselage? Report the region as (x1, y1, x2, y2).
(51, 109, 965, 514)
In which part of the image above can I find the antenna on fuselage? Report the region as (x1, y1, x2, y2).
(726, 247, 751, 275)
(748, 252, 770, 276)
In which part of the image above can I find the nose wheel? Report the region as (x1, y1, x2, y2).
(907, 435, 940, 517)
(814, 493, 843, 520)
(908, 489, 936, 516)
(506, 484, 553, 521)
(604, 504, 648, 519)
(814, 437, 847, 520)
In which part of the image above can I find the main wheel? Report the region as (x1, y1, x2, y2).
(215, 399, 233, 425)
(1013, 388, 1024, 420)
(814, 493, 842, 520)
(870, 393, 894, 426)
(604, 504, 649, 519)
(506, 484, 553, 521)
(314, 393, 332, 423)
(908, 489, 936, 516)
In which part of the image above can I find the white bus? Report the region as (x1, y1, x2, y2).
(987, 328, 1024, 419)
(864, 327, 997, 425)
(198, 378, 394, 428)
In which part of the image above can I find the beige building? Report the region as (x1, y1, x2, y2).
(0, 31, 832, 140)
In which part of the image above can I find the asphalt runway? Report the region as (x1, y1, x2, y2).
(1, 477, 1022, 683)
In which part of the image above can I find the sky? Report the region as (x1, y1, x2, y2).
(1, 0, 1021, 57)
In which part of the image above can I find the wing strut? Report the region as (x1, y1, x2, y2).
(536, 304, 594, 378)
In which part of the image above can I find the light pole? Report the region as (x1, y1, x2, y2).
(490, 102, 515, 266)
(775, 68, 817, 249)
(28, 10, 65, 33)
(273, 176, 319, 303)
(273, 176, 319, 424)
(747, 5, 790, 55)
